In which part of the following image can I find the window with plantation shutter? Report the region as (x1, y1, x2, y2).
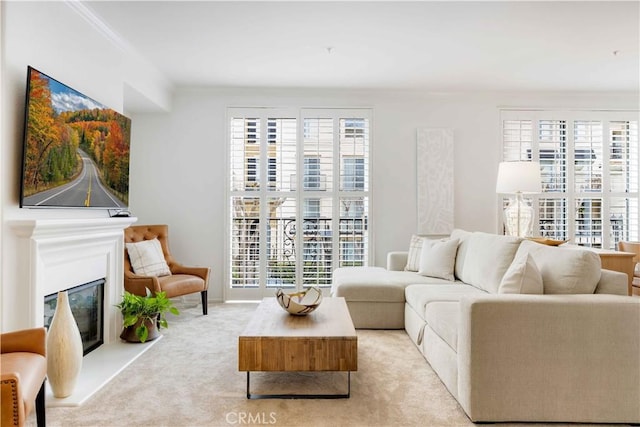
(339, 118, 369, 266)
(501, 110, 639, 249)
(227, 108, 371, 299)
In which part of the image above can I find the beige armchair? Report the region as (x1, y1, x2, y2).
(617, 241, 640, 296)
(124, 224, 210, 314)
(1, 327, 47, 427)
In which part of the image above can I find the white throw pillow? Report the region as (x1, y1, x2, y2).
(498, 252, 543, 294)
(126, 238, 171, 277)
(417, 238, 459, 281)
(405, 234, 424, 272)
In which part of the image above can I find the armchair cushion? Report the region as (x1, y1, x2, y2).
(159, 274, 208, 298)
(1, 353, 46, 416)
(126, 238, 171, 277)
(1, 327, 47, 427)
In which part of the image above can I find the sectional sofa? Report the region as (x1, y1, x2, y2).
(331, 229, 640, 423)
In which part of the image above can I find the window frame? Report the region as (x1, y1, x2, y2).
(500, 109, 639, 249)
(226, 107, 373, 300)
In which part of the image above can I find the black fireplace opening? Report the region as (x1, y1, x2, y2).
(44, 278, 105, 356)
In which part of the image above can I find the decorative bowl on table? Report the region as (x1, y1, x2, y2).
(275, 287, 323, 315)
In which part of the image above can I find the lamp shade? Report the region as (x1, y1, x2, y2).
(496, 161, 542, 194)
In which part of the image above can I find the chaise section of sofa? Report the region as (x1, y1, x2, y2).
(331, 229, 640, 423)
(331, 257, 456, 329)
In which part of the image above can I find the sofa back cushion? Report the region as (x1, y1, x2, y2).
(516, 240, 601, 294)
(457, 232, 522, 293)
(450, 229, 472, 280)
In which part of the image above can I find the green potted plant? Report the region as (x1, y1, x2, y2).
(116, 289, 179, 343)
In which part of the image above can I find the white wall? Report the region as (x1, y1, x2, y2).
(130, 88, 638, 301)
(0, 1, 170, 331)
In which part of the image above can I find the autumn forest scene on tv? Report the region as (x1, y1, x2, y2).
(21, 67, 131, 208)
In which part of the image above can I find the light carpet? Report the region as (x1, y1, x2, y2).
(34, 301, 626, 427)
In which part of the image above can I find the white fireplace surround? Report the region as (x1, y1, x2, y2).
(9, 217, 160, 406)
(10, 217, 136, 338)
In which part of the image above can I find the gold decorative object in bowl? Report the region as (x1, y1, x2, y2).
(275, 287, 323, 315)
(527, 237, 569, 246)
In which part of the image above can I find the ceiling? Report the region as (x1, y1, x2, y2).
(85, 1, 639, 93)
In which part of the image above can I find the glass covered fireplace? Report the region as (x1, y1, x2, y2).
(44, 279, 105, 356)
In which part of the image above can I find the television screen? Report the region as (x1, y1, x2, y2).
(20, 66, 131, 209)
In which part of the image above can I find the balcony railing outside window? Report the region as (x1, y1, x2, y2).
(230, 217, 366, 288)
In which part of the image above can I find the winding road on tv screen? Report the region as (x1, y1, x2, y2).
(23, 150, 127, 208)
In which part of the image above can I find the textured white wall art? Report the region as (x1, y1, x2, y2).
(416, 128, 454, 235)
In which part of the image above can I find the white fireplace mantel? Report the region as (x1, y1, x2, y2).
(8, 216, 164, 407)
(10, 217, 137, 341)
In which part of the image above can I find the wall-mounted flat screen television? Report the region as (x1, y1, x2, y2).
(20, 66, 131, 209)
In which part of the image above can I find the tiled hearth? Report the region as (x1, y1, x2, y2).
(9, 217, 162, 406)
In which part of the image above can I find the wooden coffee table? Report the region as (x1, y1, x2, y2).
(238, 296, 357, 399)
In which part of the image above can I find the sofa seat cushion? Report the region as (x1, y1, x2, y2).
(516, 240, 602, 294)
(386, 271, 455, 286)
(425, 301, 460, 352)
(405, 284, 485, 319)
(332, 267, 454, 302)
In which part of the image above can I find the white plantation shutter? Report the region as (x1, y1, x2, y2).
(300, 118, 335, 286)
(574, 120, 603, 193)
(266, 196, 296, 287)
(339, 118, 369, 266)
(265, 118, 297, 287)
(227, 108, 371, 299)
(611, 197, 638, 246)
(230, 118, 260, 191)
(609, 121, 639, 247)
(537, 119, 568, 239)
(340, 118, 369, 191)
(230, 196, 260, 288)
(501, 118, 536, 234)
(302, 196, 333, 287)
(575, 197, 603, 246)
(539, 197, 568, 240)
(303, 118, 333, 191)
(501, 110, 639, 249)
(502, 119, 532, 161)
(267, 118, 296, 191)
(538, 120, 567, 193)
(340, 196, 368, 266)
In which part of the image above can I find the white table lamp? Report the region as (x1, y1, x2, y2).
(496, 161, 542, 237)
